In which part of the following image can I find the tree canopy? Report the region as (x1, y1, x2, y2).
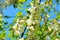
(0, 0, 60, 40)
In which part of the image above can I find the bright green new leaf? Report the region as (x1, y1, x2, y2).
(57, 14, 60, 19)
(18, 0, 26, 3)
(16, 12, 22, 17)
(0, 31, 6, 39)
(36, 31, 42, 35)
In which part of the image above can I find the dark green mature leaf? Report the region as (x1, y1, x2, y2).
(4, 16, 11, 18)
(4, 22, 8, 24)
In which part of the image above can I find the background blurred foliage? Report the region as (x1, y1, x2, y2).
(0, 0, 60, 40)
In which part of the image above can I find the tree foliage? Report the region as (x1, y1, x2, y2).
(0, 0, 60, 40)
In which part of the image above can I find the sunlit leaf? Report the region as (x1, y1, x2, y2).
(18, 0, 26, 3)
(16, 12, 22, 17)
(57, 13, 60, 19)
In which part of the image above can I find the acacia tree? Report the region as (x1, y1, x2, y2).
(0, 0, 60, 40)
(12, 0, 60, 40)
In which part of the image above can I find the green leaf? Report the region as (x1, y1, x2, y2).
(57, 13, 60, 19)
(36, 31, 42, 35)
(4, 16, 11, 18)
(18, 0, 26, 3)
(16, 12, 22, 17)
(4, 21, 8, 24)
(8, 30, 14, 38)
(0, 31, 6, 39)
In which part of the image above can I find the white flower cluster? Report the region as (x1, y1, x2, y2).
(27, 26, 34, 31)
(18, 24, 24, 32)
(13, 19, 25, 29)
(28, 2, 36, 13)
(19, 20, 25, 23)
(19, 38, 24, 40)
(26, 14, 35, 26)
(26, 19, 33, 26)
(13, 23, 18, 30)
(13, 19, 19, 30)
(47, 14, 50, 17)
(13, 19, 25, 36)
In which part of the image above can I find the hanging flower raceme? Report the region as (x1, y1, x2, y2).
(13, 23, 18, 30)
(26, 15, 33, 26)
(18, 24, 24, 32)
(26, 19, 33, 26)
(26, 14, 35, 26)
(28, 2, 36, 14)
(13, 19, 24, 36)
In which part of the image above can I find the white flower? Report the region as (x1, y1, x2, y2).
(55, 38, 59, 40)
(13, 19, 19, 29)
(26, 19, 32, 26)
(30, 2, 34, 8)
(30, 26, 34, 31)
(13, 22, 19, 29)
(18, 25, 24, 32)
(17, 19, 19, 22)
(47, 14, 50, 17)
(29, 14, 33, 19)
(18, 25, 23, 28)
(20, 20, 25, 23)
(0, 13, 2, 16)
(54, 25, 58, 31)
(30, 2, 37, 8)
(28, 7, 36, 13)
(28, 8, 33, 13)
(32, 21, 35, 25)
(19, 38, 24, 40)
(15, 30, 20, 35)
(27, 26, 34, 31)
(48, 27, 52, 31)
(13, 24, 17, 29)
(27, 26, 30, 29)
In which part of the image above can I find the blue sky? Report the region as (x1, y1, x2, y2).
(2, 0, 60, 26)
(3, 5, 19, 24)
(3, 0, 32, 24)
(0, 0, 60, 40)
